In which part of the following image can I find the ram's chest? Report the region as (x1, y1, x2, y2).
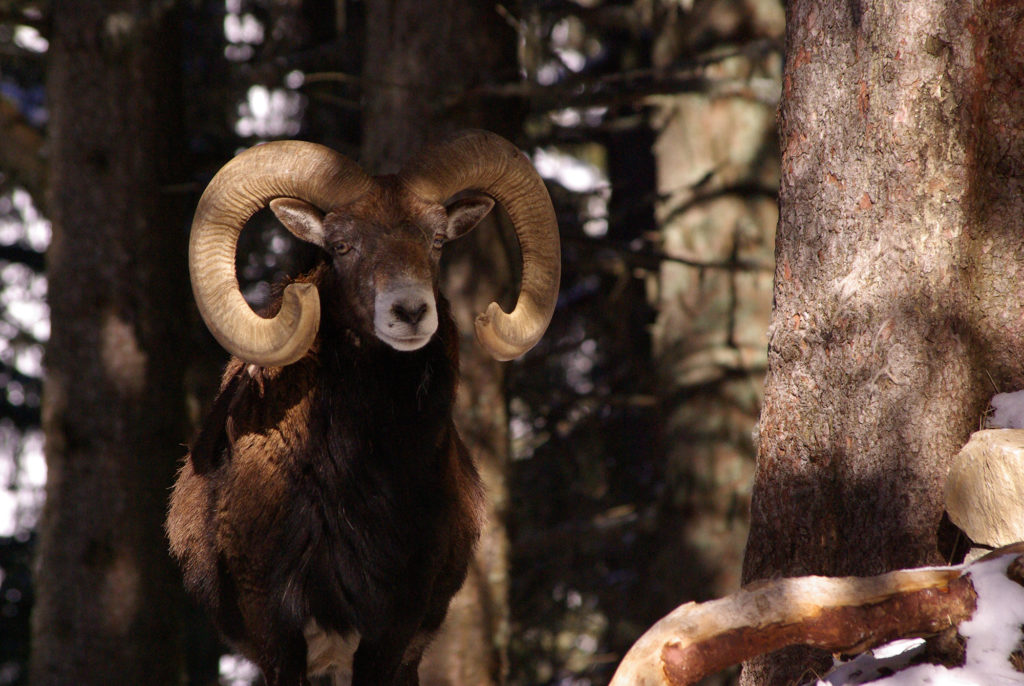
(305, 452, 451, 585)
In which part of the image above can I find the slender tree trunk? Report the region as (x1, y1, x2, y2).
(648, 87, 780, 598)
(361, 2, 522, 684)
(741, 1, 1024, 683)
(641, 0, 782, 645)
(31, 3, 189, 684)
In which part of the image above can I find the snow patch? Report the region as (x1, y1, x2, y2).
(988, 391, 1024, 430)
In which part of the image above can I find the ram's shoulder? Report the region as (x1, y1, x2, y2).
(188, 356, 321, 473)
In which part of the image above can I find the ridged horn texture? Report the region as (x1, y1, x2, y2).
(398, 130, 561, 361)
(189, 141, 373, 367)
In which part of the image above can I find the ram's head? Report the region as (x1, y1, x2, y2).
(189, 130, 561, 366)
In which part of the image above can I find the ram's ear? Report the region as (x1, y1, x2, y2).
(270, 198, 327, 248)
(444, 193, 495, 241)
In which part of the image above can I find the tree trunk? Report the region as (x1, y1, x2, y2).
(31, 3, 189, 684)
(644, 0, 783, 621)
(361, 2, 521, 684)
(741, 1, 1024, 683)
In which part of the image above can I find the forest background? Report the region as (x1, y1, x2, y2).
(0, 0, 781, 683)
(8, 0, 1014, 685)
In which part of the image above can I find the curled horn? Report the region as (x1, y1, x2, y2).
(189, 141, 373, 367)
(398, 130, 561, 361)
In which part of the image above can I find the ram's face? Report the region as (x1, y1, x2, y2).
(270, 180, 493, 352)
(322, 208, 443, 351)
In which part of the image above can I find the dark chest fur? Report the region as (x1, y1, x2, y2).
(293, 335, 472, 631)
(188, 312, 483, 645)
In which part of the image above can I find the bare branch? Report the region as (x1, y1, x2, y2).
(0, 242, 45, 271)
(449, 39, 782, 110)
(299, 39, 783, 115)
(0, 5, 48, 31)
(562, 235, 773, 272)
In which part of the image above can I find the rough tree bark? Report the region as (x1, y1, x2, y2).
(741, 1, 1024, 683)
(361, 1, 522, 684)
(30, 3, 189, 684)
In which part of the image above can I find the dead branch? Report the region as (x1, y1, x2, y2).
(562, 235, 773, 273)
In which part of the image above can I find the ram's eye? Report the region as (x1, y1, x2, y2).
(431, 233, 445, 250)
(334, 242, 352, 255)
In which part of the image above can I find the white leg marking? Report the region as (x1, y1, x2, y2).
(304, 619, 359, 685)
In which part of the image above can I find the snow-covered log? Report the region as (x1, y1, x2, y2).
(610, 544, 1024, 686)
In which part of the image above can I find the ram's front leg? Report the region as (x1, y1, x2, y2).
(252, 629, 312, 686)
(351, 627, 426, 686)
(230, 586, 313, 686)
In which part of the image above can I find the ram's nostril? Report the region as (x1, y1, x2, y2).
(392, 302, 429, 326)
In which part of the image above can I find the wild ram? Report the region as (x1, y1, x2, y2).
(166, 130, 560, 686)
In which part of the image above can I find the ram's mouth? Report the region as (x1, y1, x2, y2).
(377, 331, 434, 352)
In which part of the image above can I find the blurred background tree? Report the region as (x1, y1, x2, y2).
(30, 2, 189, 683)
(0, 0, 782, 684)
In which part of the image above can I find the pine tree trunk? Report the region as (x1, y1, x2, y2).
(741, 1, 1024, 683)
(647, 24, 782, 610)
(621, 16, 783, 681)
(30, 3, 189, 684)
(361, 2, 522, 683)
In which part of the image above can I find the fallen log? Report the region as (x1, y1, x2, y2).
(610, 544, 1024, 686)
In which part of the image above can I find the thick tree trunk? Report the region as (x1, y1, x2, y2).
(31, 3, 189, 684)
(741, 1, 1024, 683)
(361, 2, 521, 684)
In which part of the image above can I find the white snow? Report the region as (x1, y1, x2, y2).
(530, 147, 610, 237)
(987, 391, 1024, 430)
(235, 85, 303, 138)
(0, 187, 50, 537)
(814, 639, 927, 685)
(811, 554, 1024, 685)
(531, 148, 605, 194)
